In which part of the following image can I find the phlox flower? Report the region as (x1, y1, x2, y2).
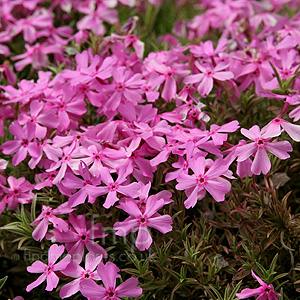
(26, 244, 71, 292)
(31, 203, 73, 241)
(176, 157, 231, 209)
(52, 213, 107, 259)
(0, 64, 17, 85)
(18, 100, 59, 139)
(60, 253, 102, 299)
(236, 125, 293, 175)
(114, 196, 173, 251)
(1, 79, 44, 105)
(0, 176, 34, 214)
(91, 167, 140, 209)
(151, 60, 190, 102)
(77, 4, 118, 36)
(0, 104, 14, 137)
(80, 261, 142, 299)
(236, 270, 281, 300)
(12, 43, 63, 71)
(105, 66, 145, 111)
(262, 117, 300, 142)
(184, 61, 234, 97)
(62, 161, 101, 207)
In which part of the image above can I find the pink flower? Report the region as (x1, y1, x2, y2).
(12, 43, 63, 71)
(62, 162, 101, 207)
(92, 167, 140, 209)
(60, 253, 102, 299)
(105, 66, 145, 111)
(26, 244, 71, 292)
(114, 197, 172, 251)
(236, 125, 293, 175)
(262, 117, 300, 142)
(31, 203, 73, 241)
(79, 261, 142, 299)
(0, 176, 34, 214)
(236, 270, 281, 300)
(2, 122, 40, 166)
(52, 213, 107, 259)
(176, 157, 231, 208)
(184, 61, 233, 97)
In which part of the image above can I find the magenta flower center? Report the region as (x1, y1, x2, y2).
(256, 138, 265, 147)
(106, 287, 117, 298)
(117, 83, 125, 91)
(196, 175, 206, 185)
(109, 182, 118, 191)
(138, 215, 148, 225)
(44, 264, 54, 274)
(21, 139, 29, 147)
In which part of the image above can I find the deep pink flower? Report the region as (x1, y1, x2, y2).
(105, 66, 145, 111)
(2, 121, 39, 166)
(62, 162, 101, 207)
(26, 244, 71, 292)
(236, 270, 281, 300)
(79, 261, 142, 299)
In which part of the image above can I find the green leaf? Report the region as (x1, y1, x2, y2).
(209, 284, 224, 300)
(229, 281, 243, 300)
(0, 276, 8, 290)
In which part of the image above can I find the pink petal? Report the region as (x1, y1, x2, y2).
(27, 261, 47, 273)
(147, 215, 173, 234)
(114, 218, 139, 236)
(85, 253, 103, 272)
(48, 244, 65, 265)
(26, 273, 47, 292)
(80, 279, 106, 298)
(116, 278, 142, 297)
(252, 148, 271, 175)
(265, 141, 292, 159)
(97, 261, 119, 289)
(32, 217, 49, 241)
(103, 191, 118, 209)
(136, 227, 152, 251)
(236, 287, 265, 299)
(45, 271, 59, 291)
(205, 178, 230, 202)
(162, 76, 176, 102)
(60, 278, 81, 298)
(197, 76, 213, 97)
